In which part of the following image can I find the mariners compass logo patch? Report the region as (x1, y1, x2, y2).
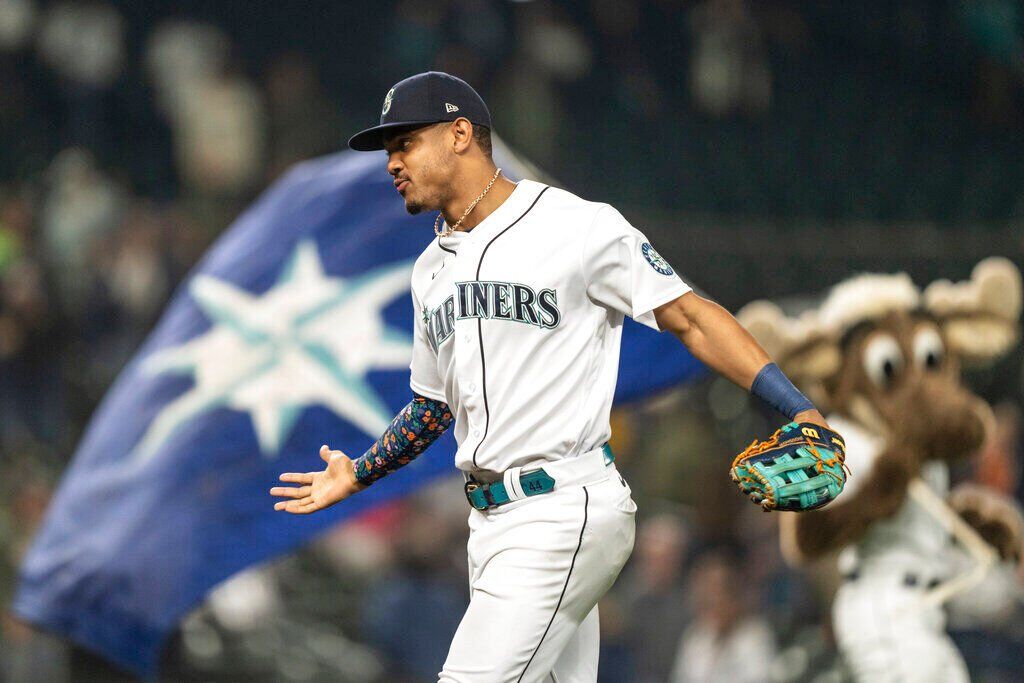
(641, 242, 674, 276)
(382, 88, 395, 116)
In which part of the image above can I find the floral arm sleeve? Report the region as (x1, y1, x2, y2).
(352, 394, 453, 486)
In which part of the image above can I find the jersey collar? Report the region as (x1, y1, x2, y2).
(437, 179, 546, 251)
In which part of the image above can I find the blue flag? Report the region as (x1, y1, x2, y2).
(13, 146, 705, 676)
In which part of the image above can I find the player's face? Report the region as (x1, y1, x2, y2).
(384, 124, 455, 215)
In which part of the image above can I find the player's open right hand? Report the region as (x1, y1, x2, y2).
(270, 445, 366, 514)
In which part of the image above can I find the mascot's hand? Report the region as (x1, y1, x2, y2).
(950, 483, 1024, 563)
(731, 422, 849, 512)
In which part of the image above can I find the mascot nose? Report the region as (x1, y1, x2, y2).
(904, 373, 989, 459)
(905, 371, 967, 408)
(969, 397, 996, 443)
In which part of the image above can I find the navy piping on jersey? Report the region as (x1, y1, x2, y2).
(437, 241, 457, 256)
(517, 485, 589, 682)
(470, 185, 550, 469)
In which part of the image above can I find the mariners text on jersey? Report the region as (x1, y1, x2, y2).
(408, 179, 692, 475)
(424, 281, 561, 351)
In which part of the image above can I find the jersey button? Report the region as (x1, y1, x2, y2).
(463, 334, 472, 343)
(472, 430, 481, 438)
(468, 382, 476, 392)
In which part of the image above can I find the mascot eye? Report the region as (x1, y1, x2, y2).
(913, 326, 944, 370)
(862, 334, 904, 388)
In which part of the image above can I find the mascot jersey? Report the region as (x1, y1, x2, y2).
(829, 415, 952, 577)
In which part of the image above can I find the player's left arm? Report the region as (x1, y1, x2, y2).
(654, 291, 828, 427)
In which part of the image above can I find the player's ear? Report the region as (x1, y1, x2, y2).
(450, 118, 474, 155)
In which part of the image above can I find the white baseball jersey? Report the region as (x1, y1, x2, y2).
(409, 179, 690, 475)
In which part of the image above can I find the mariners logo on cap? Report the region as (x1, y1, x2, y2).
(641, 242, 674, 276)
(382, 88, 395, 116)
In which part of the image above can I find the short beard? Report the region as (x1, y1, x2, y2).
(402, 135, 453, 216)
(405, 183, 449, 216)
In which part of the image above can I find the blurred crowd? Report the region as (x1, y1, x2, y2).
(4, 1, 1024, 213)
(0, 0, 1023, 681)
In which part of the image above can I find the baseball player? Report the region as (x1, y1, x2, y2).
(270, 72, 838, 682)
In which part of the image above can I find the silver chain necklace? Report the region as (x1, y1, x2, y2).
(434, 167, 503, 238)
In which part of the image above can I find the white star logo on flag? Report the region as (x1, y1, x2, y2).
(131, 241, 414, 464)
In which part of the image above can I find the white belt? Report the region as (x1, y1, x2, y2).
(500, 446, 614, 504)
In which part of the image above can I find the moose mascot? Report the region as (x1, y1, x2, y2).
(737, 257, 1024, 682)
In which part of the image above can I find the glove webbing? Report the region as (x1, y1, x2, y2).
(733, 425, 850, 510)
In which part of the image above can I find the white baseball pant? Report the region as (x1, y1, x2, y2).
(833, 565, 970, 683)
(439, 450, 636, 682)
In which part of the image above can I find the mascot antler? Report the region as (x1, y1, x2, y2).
(736, 302, 840, 409)
(923, 257, 1022, 365)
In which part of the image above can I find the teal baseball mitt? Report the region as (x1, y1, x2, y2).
(730, 422, 849, 512)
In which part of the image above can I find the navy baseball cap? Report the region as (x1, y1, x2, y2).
(348, 71, 492, 151)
